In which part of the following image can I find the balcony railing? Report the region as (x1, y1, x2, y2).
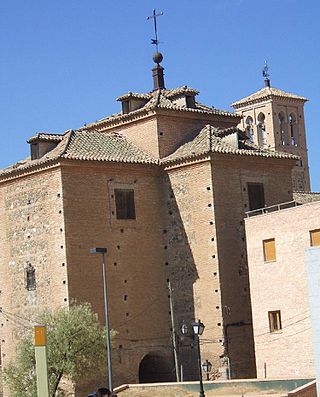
(246, 200, 301, 218)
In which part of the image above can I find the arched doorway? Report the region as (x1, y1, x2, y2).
(139, 352, 175, 383)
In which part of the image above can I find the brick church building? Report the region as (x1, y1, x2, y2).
(0, 53, 311, 395)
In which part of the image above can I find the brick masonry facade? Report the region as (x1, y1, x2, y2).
(245, 201, 320, 379)
(0, 81, 310, 396)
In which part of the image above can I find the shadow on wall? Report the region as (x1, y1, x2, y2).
(161, 175, 199, 381)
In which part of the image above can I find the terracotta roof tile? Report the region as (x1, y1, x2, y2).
(84, 87, 239, 130)
(27, 132, 65, 143)
(162, 125, 299, 164)
(62, 131, 157, 164)
(231, 86, 307, 108)
(0, 130, 158, 178)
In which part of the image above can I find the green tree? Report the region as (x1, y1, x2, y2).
(5, 303, 115, 397)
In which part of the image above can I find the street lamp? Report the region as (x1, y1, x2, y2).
(202, 360, 212, 381)
(182, 320, 206, 397)
(90, 247, 113, 392)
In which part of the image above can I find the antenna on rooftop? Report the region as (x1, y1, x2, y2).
(262, 61, 271, 87)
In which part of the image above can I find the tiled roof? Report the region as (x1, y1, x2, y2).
(0, 130, 158, 178)
(163, 86, 199, 98)
(117, 92, 151, 101)
(62, 131, 157, 164)
(231, 86, 307, 108)
(163, 125, 299, 164)
(27, 132, 65, 143)
(84, 87, 239, 130)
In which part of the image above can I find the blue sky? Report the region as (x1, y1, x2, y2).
(1, 0, 319, 190)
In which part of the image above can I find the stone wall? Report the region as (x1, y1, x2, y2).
(0, 167, 68, 396)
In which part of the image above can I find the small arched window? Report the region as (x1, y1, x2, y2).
(278, 112, 287, 145)
(245, 116, 254, 143)
(257, 113, 267, 147)
(25, 263, 36, 291)
(289, 113, 298, 146)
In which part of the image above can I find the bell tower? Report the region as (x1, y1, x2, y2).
(231, 64, 310, 192)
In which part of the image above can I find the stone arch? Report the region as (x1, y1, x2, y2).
(289, 113, 298, 146)
(257, 112, 267, 147)
(278, 111, 287, 145)
(138, 351, 175, 383)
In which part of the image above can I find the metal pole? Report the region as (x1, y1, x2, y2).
(168, 281, 180, 382)
(102, 252, 113, 392)
(196, 335, 205, 397)
(227, 356, 231, 380)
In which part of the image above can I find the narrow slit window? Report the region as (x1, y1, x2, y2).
(114, 189, 136, 220)
(263, 238, 276, 262)
(310, 229, 320, 247)
(268, 310, 282, 332)
(25, 264, 36, 291)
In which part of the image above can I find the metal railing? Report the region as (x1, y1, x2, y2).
(246, 200, 301, 218)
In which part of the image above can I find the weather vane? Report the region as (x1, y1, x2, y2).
(147, 9, 164, 53)
(262, 61, 271, 87)
(262, 61, 270, 79)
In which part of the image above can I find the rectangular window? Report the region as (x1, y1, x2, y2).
(247, 183, 265, 211)
(310, 229, 320, 247)
(263, 238, 276, 262)
(114, 189, 136, 220)
(25, 264, 36, 291)
(268, 310, 282, 332)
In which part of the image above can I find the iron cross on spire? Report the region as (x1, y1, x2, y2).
(147, 9, 164, 52)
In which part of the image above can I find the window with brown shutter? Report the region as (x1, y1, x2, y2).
(310, 229, 320, 247)
(268, 310, 282, 332)
(114, 189, 136, 220)
(263, 238, 276, 262)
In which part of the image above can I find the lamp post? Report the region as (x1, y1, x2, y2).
(202, 360, 212, 381)
(90, 247, 113, 392)
(182, 320, 206, 397)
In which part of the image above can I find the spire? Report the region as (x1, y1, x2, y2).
(262, 61, 271, 87)
(147, 9, 165, 91)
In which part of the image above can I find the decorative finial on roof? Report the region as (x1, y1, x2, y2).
(262, 61, 271, 87)
(147, 9, 163, 53)
(147, 9, 165, 91)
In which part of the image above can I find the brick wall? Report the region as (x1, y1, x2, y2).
(245, 201, 320, 379)
(212, 154, 294, 378)
(165, 160, 225, 380)
(60, 161, 172, 394)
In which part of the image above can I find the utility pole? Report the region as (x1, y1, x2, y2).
(168, 281, 180, 382)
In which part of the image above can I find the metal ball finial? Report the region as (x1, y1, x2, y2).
(153, 52, 163, 65)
